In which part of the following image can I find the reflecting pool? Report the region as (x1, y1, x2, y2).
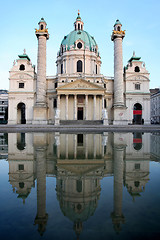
(0, 132, 160, 240)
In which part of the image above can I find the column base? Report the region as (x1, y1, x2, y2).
(8, 120, 17, 125)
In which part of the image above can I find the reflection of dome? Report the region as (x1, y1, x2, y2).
(61, 30, 97, 51)
(58, 194, 98, 238)
(60, 200, 97, 223)
(56, 174, 101, 237)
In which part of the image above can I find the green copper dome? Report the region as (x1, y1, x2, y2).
(61, 30, 97, 51)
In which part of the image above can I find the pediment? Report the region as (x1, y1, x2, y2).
(10, 72, 33, 80)
(57, 79, 104, 91)
(126, 74, 149, 81)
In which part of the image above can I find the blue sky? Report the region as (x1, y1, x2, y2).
(0, 0, 159, 89)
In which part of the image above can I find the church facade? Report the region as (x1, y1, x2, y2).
(8, 13, 150, 125)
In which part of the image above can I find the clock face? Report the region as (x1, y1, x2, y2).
(77, 42, 82, 49)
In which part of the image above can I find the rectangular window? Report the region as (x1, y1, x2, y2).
(135, 163, 140, 170)
(19, 83, 24, 88)
(135, 84, 140, 90)
(18, 164, 24, 171)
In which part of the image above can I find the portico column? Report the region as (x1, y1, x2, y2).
(102, 95, 104, 111)
(94, 95, 96, 120)
(57, 95, 60, 110)
(74, 95, 77, 120)
(66, 95, 68, 120)
(85, 95, 88, 120)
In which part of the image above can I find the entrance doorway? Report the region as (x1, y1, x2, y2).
(133, 103, 142, 124)
(17, 102, 26, 124)
(77, 107, 83, 120)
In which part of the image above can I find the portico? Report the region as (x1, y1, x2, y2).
(57, 79, 105, 121)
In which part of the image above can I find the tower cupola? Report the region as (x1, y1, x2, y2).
(74, 10, 84, 31)
(35, 17, 49, 39)
(38, 18, 47, 31)
(114, 19, 122, 31)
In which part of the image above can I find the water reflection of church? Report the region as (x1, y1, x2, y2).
(7, 132, 151, 236)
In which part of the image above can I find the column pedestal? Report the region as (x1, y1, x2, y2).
(32, 105, 48, 124)
(113, 106, 127, 125)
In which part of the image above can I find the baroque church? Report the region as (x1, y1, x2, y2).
(8, 12, 150, 125)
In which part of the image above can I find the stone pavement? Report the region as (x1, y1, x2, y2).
(0, 124, 160, 133)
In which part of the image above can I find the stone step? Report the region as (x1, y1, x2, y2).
(60, 120, 103, 125)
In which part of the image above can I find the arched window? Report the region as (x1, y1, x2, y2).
(19, 64, 25, 71)
(61, 64, 63, 74)
(96, 65, 98, 74)
(17, 102, 26, 124)
(117, 26, 121, 31)
(41, 24, 43, 30)
(17, 133, 26, 150)
(135, 66, 140, 72)
(77, 60, 82, 72)
(78, 23, 80, 30)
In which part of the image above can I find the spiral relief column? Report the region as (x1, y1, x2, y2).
(111, 20, 126, 125)
(33, 18, 49, 124)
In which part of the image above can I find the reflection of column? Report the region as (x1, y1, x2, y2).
(74, 134, 77, 159)
(93, 95, 96, 120)
(111, 144, 125, 233)
(66, 95, 68, 120)
(85, 95, 88, 120)
(65, 134, 68, 159)
(93, 135, 96, 158)
(74, 95, 77, 120)
(34, 146, 48, 235)
(85, 134, 88, 159)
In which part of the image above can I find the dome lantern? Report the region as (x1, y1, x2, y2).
(74, 10, 84, 31)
